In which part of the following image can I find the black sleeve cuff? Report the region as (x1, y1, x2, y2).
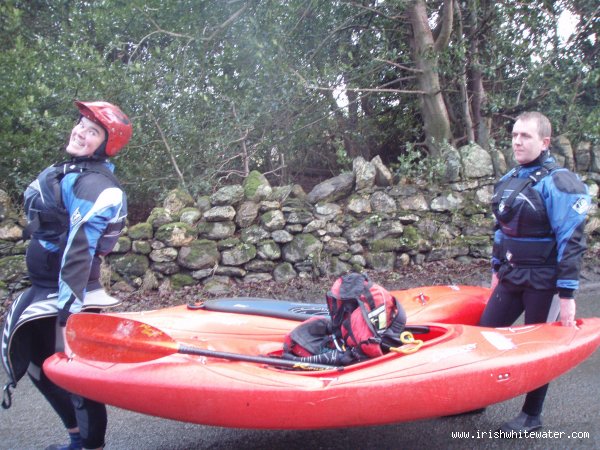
(558, 288, 575, 299)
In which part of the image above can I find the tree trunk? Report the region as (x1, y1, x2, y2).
(408, 0, 452, 156)
(467, 0, 491, 149)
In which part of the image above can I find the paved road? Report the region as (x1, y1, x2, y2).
(2, 288, 599, 450)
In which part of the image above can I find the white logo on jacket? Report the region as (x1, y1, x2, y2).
(70, 207, 82, 226)
(572, 197, 590, 215)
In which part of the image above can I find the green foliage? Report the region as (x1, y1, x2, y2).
(1, 0, 597, 220)
(391, 144, 446, 184)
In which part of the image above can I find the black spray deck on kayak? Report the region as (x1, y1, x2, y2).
(188, 298, 431, 334)
(188, 298, 329, 321)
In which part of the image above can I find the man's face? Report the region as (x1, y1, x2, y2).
(511, 118, 550, 165)
(66, 117, 106, 157)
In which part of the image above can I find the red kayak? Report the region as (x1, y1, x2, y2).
(43, 285, 600, 429)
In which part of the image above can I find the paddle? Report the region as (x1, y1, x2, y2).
(65, 313, 344, 371)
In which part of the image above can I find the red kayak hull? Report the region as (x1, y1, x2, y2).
(43, 286, 600, 429)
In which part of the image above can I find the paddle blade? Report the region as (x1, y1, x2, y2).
(66, 313, 178, 363)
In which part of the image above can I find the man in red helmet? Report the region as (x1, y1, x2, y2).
(1, 101, 132, 449)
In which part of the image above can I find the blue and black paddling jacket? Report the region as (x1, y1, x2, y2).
(1, 158, 126, 408)
(490, 151, 591, 297)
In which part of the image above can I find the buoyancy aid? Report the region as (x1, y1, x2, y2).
(23, 159, 121, 244)
(491, 156, 560, 266)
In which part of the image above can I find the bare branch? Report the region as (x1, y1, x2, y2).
(150, 114, 186, 189)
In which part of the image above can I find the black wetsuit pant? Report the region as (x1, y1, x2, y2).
(24, 239, 107, 448)
(479, 278, 557, 416)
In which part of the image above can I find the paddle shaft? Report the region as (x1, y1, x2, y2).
(66, 313, 343, 371)
(177, 344, 343, 371)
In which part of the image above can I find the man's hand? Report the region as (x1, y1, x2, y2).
(559, 298, 576, 327)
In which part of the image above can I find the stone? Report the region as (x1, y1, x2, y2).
(215, 266, 247, 277)
(203, 205, 236, 222)
(554, 135, 574, 169)
(170, 273, 196, 290)
(109, 254, 150, 278)
(244, 170, 272, 201)
(430, 192, 464, 211)
(397, 193, 428, 211)
(307, 173, 354, 204)
(368, 238, 404, 253)
(259, 200, 281, 212)
(177, 239, 220, 270)
(347, 196, 372, 214)
(475, 185, 494, 205)
(321, 256, 352, 277)
(241, 225, 270, 244)
(0, 255, 27, 282)
(371, 155, 393, 187)
(128, 222, 153, 240)
(324, 237, 349, 255)
(242, 272, 273, 283)
(372, 220, 404, 240)
(261, 209, 286, 231)
(353, 157, 376, 190)
(273, 262, 297, 282)
(0, 222, 23, 241)
(285, 224, 304, 234)
(163, 189, 195, 216)
(179, 208, 202, 225)
(370, 191, 397, 213)
(192, 268, 215, 280)
(349, 254, 366, 267)
(155, 222, 197, 247)
(325, 223, 343, 236)
(284, 209, 314, 225)
(221, 243, 257, 266)
(366, 252, 395, 271)
(236, 201, 260, 228)
(269, 185, 294, 203)
(151, 261, 180, 275)
(349, 243, 364, 254)
(147, 208, 173, 229)
(217, 237, 240, 250)
(111, 236, 131, 253)
(210, 185, 245, 206)
(245, 259, 276, 272)
(591, 144, 600, 172)
(163, 189, 195, 215)
(271, 229, 294, 243)
(149, 247, 178, 263)
(443, 145, 462, 182)
(125, 243, 147, 263)
(303, 219, 326, 234)
(282, 233, 323, 263)
(196, 196, 212, 213)
(575, 141, 592, 172)
(257, 240, 281, 260)
(198, 221, 236, 240)
(459, 143, 494, 178)
(314, 203, 342, 221)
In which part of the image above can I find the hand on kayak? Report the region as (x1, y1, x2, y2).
(559, 298, 576, 327)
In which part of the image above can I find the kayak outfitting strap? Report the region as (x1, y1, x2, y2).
(2, 382, 14, 409)
(389, 331, 423, 354)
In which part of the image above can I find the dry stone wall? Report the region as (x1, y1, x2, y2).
(1, 142, 599, 298)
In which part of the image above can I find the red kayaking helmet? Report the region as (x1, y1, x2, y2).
(75, 100, 133, 157)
